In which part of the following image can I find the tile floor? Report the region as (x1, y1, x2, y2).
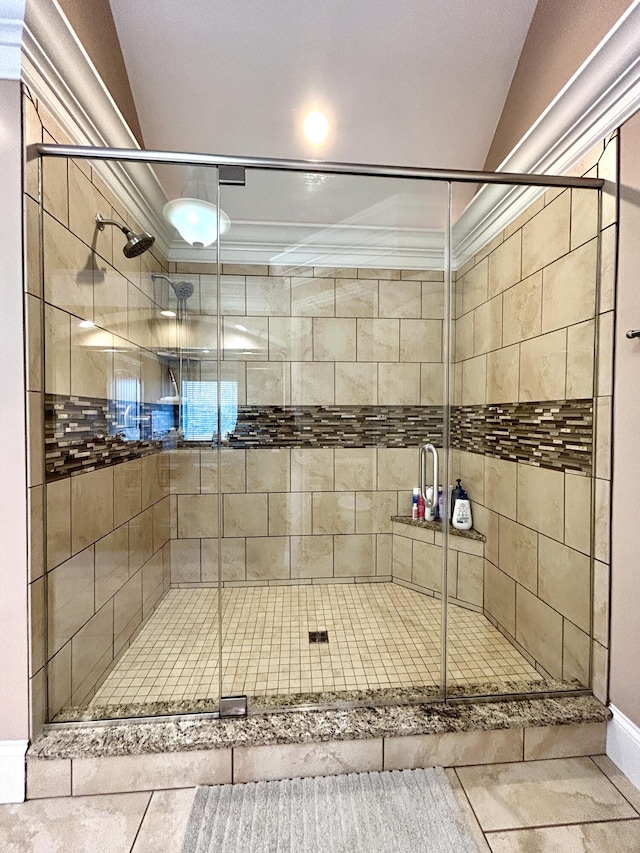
(88, 583, 542, 709)
(2, 755, 639, 851)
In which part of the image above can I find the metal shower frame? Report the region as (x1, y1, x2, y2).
(36, 142, 604, 718)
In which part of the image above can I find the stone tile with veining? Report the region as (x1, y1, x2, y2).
(0, 791, 151, 852)
(457, 756, 637, 832)
(131, 788, 196, 853)
(486, 820, 640, 853)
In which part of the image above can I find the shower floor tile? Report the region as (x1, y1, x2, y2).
(89, 583, 542, 709)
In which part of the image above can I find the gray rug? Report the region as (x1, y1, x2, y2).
(181, 767, 480, 852)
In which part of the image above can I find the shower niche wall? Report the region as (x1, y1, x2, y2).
(36, 139, 606, 723)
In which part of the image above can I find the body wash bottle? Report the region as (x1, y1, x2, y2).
(452, 487, 473, 530)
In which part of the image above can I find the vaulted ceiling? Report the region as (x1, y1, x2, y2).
(108, 0, 539, 265)
(110, 0, 537, 170)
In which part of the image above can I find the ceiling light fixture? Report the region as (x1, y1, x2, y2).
(163, 168, 231, 248)
(163, 198, 230, 248)
(303, 110, 330, 145)
(160, 309, 177, 318)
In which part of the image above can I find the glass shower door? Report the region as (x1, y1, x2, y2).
(217, 168, 451, 712)
(445, 177, 600, 700)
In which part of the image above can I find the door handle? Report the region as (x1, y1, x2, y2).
(420, 443, 438, 508)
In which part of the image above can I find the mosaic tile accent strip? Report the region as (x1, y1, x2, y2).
(227, 405, 442, 448)
(45, 393, 169, 481)
(451, 399, 593, 474)
(45, 396, 593, 481)
(227, 401, 592, 473)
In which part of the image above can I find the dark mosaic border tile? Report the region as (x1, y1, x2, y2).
(45, 396, 593, 482)
(227, 405, 442, 448)
(45, 393, 170, 481)
(451, 399, 593, 475)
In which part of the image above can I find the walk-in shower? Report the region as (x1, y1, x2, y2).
(37, 142, 606, 724)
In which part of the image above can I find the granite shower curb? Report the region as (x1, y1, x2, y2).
(29, 695, 610, 760)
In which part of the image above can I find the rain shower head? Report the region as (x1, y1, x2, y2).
(151, 272, 194, 300)
(95, 214, 155, 258)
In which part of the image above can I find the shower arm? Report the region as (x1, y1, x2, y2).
(151, 272, 172, 286)
(95, 213, 129, 235)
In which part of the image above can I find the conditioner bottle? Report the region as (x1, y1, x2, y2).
(452, 486, 473, 531)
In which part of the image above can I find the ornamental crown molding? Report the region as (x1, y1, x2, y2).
(21, 0, 173, 257)
(453, 0, 640, 264)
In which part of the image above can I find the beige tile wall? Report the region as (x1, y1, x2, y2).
(391, 521, 484, 610)
(451, 137, 616, 694)
(24, 93, 173, 724)
(168, 442, 431, 585)
(165, 265, 446, 588)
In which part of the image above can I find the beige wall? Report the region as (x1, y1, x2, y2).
(610, 111, 640, 726)
(0, 79, 30, 743)
(25, 93, 173, 722)
(485, 0, 634, 170)
(451, 140, 616, 690)
(56, 0, 144, 147)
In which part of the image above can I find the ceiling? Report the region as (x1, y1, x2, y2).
(109, 0, 539, 266)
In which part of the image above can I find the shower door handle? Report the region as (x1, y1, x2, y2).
(420, 443, 438, 508)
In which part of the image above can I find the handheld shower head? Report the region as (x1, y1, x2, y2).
(151, 272, 194, 301)
(96, 214, 155, 258)
(172, 280, 195, 300)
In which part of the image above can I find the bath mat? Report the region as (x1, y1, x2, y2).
(181, 767, 480, 852)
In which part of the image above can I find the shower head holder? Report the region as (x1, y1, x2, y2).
(150, 272, 195, 301)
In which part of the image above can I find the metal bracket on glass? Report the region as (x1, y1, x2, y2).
(219, 695, 248, 718)
(219, 165, 246, 186)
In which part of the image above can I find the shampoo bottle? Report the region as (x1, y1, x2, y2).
(412, 487, 420, 520)
(452, 487, 473, 531)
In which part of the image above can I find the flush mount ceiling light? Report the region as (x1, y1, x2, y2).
(163, 198, 231, 248)
(163, 167, 231, 248)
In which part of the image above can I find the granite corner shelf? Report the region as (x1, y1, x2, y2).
(391, 516, 486, 542)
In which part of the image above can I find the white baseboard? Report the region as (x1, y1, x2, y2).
(607, 705, 640, 792)
(0, 739, 28, 803)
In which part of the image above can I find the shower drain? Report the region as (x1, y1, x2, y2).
(309, 630, 329, 644)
